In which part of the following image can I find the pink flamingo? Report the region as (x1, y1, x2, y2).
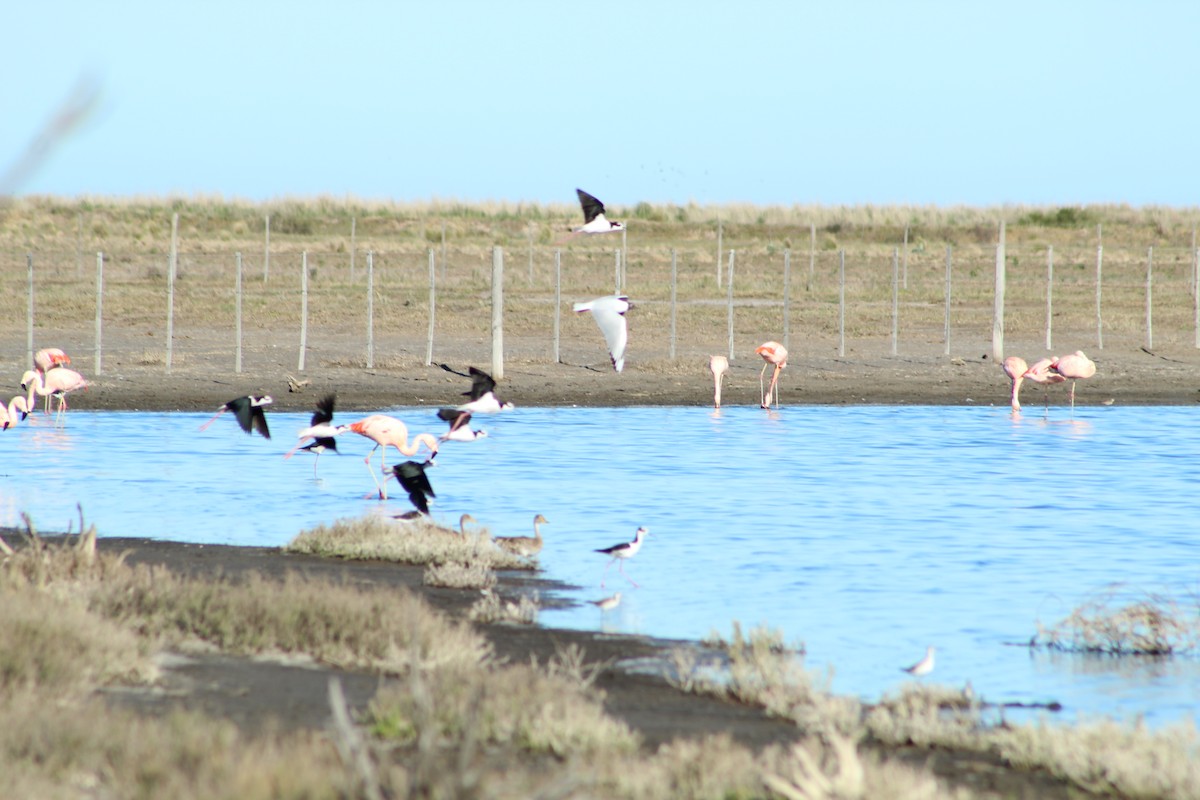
(1050, 351, 1096, 411)
(20, 368, 88, 423)
(709, 355, 729, 408)
(34, 347, 72, 373)
(347, 415, 439, 499)
(1023, 356, 1067, 410)
(755, 342, 787, 409)
(1002, 356, 1028, 411)
(1, 396, 31, 430)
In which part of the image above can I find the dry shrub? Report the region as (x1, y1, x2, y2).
(423, 559, 496, 590)
(367, 642, 637, 760)
(996, 718, 1200, 800)
(0, 695, 349, 800)
(89, 564, 492, 674)
(1035, 586, 1200, 655)
(764, 733, 962, 800)
(864, 684, 983, 750)
(468, 587, 539, 624)
(286, 514, 533, 571)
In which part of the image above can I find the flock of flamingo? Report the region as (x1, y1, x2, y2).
(2, 191, 1100, 624)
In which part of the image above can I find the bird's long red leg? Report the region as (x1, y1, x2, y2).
(620, 560, 640, 588)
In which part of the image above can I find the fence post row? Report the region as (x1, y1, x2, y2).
(94, 252, 104, 375)
(235, 252, 243, 374)
(166, 213, 178, 373)
(725, 250, 735, 360)
(992, 220, 1006, 361)
(426, 249, 436, 366)
(491, 245, 504, 380)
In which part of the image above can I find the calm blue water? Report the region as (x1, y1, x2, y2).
(2, 403, 1199, 726)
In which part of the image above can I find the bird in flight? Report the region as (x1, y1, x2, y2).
(390, 460, 436, 516)
(571, 188, 626, 236)
(199, 395, 273, 438)
(458, 367, 514, 414)
(574, 295, 632, 372)
(283, 393, 347, 474)
(437, 408, 488, 442)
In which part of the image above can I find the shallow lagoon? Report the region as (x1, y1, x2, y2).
(2, 403, 1198, 726)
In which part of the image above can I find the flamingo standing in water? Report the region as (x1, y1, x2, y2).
(1, 396, 31, 430)
(21, 368, 88, 423)
(1050, 351, 1096, 412)
(32, 348, 72, 411)
(709, 355, 729, 408)
(348, 415, 439, 499)
(1002, 356, 1028, 411)
(199, 395, 273, 438)
(283, 394, 348, 475)
(755, 342, 787, 409)
(1023, 356, 1066, 410)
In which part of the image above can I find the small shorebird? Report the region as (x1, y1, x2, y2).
(590, 592, 622, 611)
(755, 342, 787, 409)
(495, 514, 548, 558)
(596, 526, 648, 588)
(199, 394, 273, 438)
(574, 295, 632, 372)
(437, 408, 488, 442)
(709, 355, 729, 408)
(458, 367, 514, 414)
(901, 646, 936, 677)
(570, 188, 626, 236)
(283, 393, 348, 475)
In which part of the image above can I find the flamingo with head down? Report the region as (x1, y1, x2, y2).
(348, 415, 439, 499)
(1023, 356, 1066, 410)
(755, 342, 787, 409)
(1050, 351, 1096, 412)
(1, 396, 31, 430)
(21, 368, 88, 424)
(709, 355, 729, 408)
(1002, 356, 1028, 412)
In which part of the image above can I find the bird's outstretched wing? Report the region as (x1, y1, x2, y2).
(464, 367, 497, 400)
(311, 393, 336, 426)
(393, 461, 435, 514)
(437, 407, 471, 433)
(576, 188, 606, 224)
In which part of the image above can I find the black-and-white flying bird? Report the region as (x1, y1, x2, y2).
(459, 367, 514, 413)
(437, 407, 489, 442)
(390, 460, 436, 516)
(199, 394, 273, 438)
(572, 188, 625, 235)
(573, 294, 632, 372)
(284, 393, 348, 474)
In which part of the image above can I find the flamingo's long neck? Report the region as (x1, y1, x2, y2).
(1010, 376, 1023, 411)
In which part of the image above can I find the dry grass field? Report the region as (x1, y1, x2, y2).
(2, 197, 1199, 411)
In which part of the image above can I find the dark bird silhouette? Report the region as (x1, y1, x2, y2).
(390, 460, 436, 515)
(199, 395, 273, 438)
(284, 393, 347, 474)
(437, 407, 488, 442)
(459, 367, 514, 413)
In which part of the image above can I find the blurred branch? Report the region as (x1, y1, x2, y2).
(0, 73, 102, 200)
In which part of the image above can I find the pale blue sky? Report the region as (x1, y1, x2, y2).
(5, 1, 1198, 207)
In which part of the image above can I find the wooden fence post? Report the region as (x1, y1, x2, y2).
(716, 217, 723, 289)
(614, 249, 621, 294)
(838, 250, 846, 358)
(782, 249, 791, 351)
(726, 250, 735, 360)
(943, 245, 952, 356)
(902, 225, 909, 290)
(263, 214, 271, 283)
(1145, 246, 1154, 350)
(93, 252, 104, 375)
(298, 251, 308, 371)
(807, 222, 816, 292)
(25, 253, 33, 368)
(349, 217, 356, 282)
(670, 249, 678, 360)
(426, 249, 436, 366)
(553, 249, 561, 363)
(891, 247, 899, 356)
(366, 251, 375, 369)
(992, 220, 1006, 361)
(492, 246, 504, 380)
(166, 212, 178, 373)
(235, 252, 243, 374)
(1045, 246, 1054, 351)
(1095, 242, 1104, 349)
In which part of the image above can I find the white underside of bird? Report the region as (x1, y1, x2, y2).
(574, 295, 631, 372)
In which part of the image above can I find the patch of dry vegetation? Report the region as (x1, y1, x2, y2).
(1034, 586, 1200, 655)
(285, 513, 534, 572)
